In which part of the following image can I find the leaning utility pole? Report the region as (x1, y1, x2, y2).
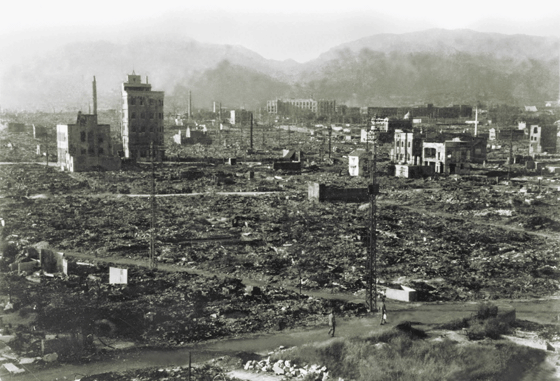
(366, 120, 379, 313)
(149, 142, 157, 269)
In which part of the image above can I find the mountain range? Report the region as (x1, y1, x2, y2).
(1, 29, 558, 112)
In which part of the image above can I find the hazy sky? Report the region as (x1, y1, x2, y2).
(2, 0, 560, 63)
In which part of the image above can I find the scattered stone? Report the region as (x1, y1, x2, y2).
(43, 353, 58, 362)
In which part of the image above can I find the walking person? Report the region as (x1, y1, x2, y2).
(380, 299, 387, 325)
(327, 309, 336, 337)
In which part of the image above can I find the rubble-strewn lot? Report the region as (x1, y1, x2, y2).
(2, 124, 560, 368)
(1, 261, 363, 351)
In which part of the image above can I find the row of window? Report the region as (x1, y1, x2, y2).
(129, 137, 164, 145)
(131, 112, 163, 120)
(128, 97, 163, 106)
(79, 147, 104, 155)
(396, 140, 412, 147)
(129, 125, 164, 133)
(80, 131, 104, 144)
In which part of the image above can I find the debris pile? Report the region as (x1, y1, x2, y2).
(244, 357, 329, 380)
(79, 364, 235, 381)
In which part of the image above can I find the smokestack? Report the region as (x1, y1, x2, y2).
(146, 76, 149, 84)
(92, 76, 97, 115)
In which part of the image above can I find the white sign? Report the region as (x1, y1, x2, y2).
(109, 267, 128, 284)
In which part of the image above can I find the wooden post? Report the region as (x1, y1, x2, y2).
(188, 352, 191, 381)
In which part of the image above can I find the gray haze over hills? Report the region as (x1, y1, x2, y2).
(1, 28, 559, 112)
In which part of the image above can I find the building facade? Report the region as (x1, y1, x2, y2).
(57, 77, 120, 172)
(391, 130, 423, 165)
(121, 73, 165, 161)
(266, 99, 336, 116)
(57, 113, 120, 172)
(422, 136, 486, 175)
(348, 149, 369, 177)
(529, 125, 557, 156)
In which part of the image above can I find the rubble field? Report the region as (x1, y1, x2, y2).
(2, 159, 560, 304)
(2, 128, 560, 366)
(1, 260, 364, 351)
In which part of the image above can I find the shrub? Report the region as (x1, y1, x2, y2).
(484, 318, 511, 339)
(476, 302, 498, 320)
(466, 324, 486, 341)
(437, 317, 470, 330)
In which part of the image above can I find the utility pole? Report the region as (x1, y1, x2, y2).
(250, 112, 253, 151)
(288, 123, 291, 146)
(328, 125, 332, 159)
(365, 116, 369, 153)
(366, 123, 379, 313)
(508, 128, 513, 180)
(44, 131, 49, 168)
(149, 142, 157, 269)
(262, 120, 266, 149)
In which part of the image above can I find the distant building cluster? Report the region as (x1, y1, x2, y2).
(56, 73, 165, 172)
(388, 129, 486, 176)
(337, 103, 473, 119)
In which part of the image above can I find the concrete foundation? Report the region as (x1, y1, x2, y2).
(273, 161, 302, 171)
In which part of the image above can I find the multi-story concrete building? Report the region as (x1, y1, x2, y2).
(230, 109, 252, 125)
(391, 130, 423, 165)
(121, 72, 165, 161)
(317, 100, 336, 116)
(422, 135, 487, 175)
(57, 77, 120, 172)
(529, 125, 557, 156)
(267, 99, 336, 117)
(348, 149, 370, 177)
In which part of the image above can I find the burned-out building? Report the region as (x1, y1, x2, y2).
(121, 72, 165, 161)
(391, 129, 423, 165)
(489, 128, 526, 141)
(422, 135, 487, 175)
(230, 109, 252, 125)
(267, 99, 336, 117)
(173, 127, 212, 145)
(57, 77, 120, 172)
(348, 149, 370, 177)
(529, 125, 557, 156)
